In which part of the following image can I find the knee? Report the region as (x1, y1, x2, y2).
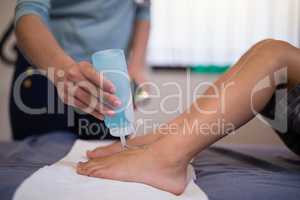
(255, 39, 292, 64)
(260, 39, 291, 50)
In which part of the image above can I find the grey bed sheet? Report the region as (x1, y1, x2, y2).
(0, 132, 299, 200)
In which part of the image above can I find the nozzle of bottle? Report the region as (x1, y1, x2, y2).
(120, 135, 127, 149)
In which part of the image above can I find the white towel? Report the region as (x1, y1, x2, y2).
(13, 140, 208, 200)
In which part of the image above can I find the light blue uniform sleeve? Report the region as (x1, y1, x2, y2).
(136, 3, 150, 21)
(15, 0, 51, 26)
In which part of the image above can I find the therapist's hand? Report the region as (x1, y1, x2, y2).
(55, 61, 121, 120)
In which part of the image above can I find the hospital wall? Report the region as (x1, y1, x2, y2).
(149, 0, 299, 66)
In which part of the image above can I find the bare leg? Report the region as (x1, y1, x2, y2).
(78, 40, 300, 195)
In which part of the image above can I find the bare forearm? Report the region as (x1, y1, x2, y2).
(128, 20, 150, 67)
(15, 15, 120, 120)
(15, 15, 75, 72)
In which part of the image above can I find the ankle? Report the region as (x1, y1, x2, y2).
(159, 132, 208, 164)
(148, 137, 190, 169)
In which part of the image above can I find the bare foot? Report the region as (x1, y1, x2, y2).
(78, 145, 189, 195)
(87, 133, 163, 159)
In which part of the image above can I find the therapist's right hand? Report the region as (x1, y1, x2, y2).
(55, 61, 121, 120)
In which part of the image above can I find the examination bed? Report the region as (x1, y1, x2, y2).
(0, 132, 299, 200)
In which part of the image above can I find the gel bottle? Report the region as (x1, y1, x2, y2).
(92, 49, 134, 146)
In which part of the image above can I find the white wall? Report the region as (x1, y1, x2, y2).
(148, 0, 300, 66)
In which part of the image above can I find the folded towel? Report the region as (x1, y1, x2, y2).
(13, 140, 208, 200)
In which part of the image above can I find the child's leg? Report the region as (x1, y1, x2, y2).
(160, 40, 300, 161)
(78, 40, 300, 195)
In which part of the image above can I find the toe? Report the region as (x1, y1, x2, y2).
(85, 164, 107, 176)
(86, 148, 103, 158)
(76, 162, 86, 174)
(89, 169, 106, 178)
(77, 162, 95, 175)
(76, 161, 94, 174)
(87, 143, 120, 158)
(86, 150, 95, 158)
(88, 168, 106, 178)
(89, 167, 116, 180)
